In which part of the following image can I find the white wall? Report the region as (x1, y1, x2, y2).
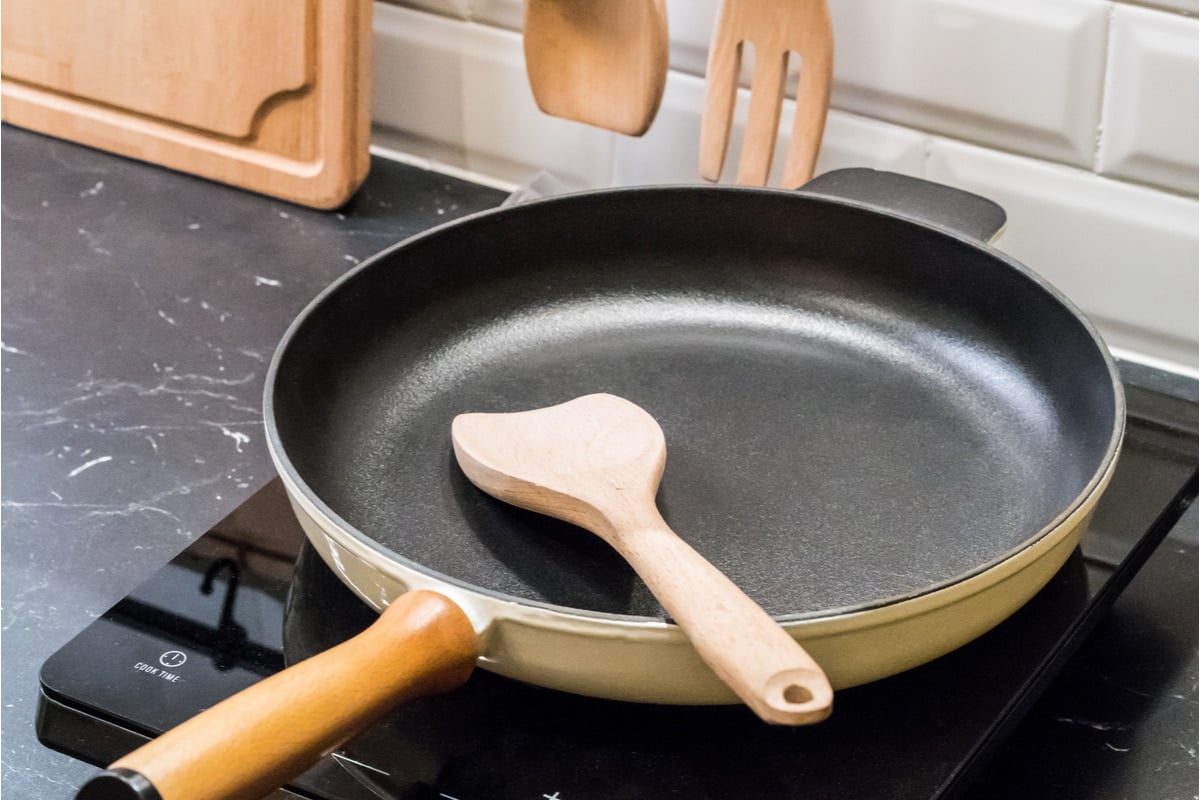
(370, 0, 1199, 370)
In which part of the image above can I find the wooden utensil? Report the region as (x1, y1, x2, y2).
(699, 0, 833, 188)
(452, 392, 834, 725)
(82, 591, 478, 800)
(523, 0, 669, 136)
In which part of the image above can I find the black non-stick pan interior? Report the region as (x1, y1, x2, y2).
(269, 187, 1119, 619)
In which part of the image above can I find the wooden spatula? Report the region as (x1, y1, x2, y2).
(699, 0, 834, 188)
(452, 393, 833, 725)
(523, 0, 669, 136)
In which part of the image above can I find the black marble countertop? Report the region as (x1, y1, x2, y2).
(3, 125, 1196, 799)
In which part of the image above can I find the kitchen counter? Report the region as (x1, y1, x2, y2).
(2, 125, 1196, 799)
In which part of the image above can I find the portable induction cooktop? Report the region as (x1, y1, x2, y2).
(36, 370, 1197, 800)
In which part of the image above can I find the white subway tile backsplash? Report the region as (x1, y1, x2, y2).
(372, 3, 613, 189)
(394, 0, 1152, 178)
(817, 113, 930, 176)
(665, 0, 721, 77)
(928, 138, 1199, 367)
(1097, 5, 1199, 194)
(610, 70, 711, 186)
(829, 0, 1110, 168)
(665, 0, 814, 93)
(1119, 0, 1198, 16)
(467, 0, 522, 30)
(611, 69, 928, 187)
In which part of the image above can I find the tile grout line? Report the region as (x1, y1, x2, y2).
(1093, 3, 1121, 174)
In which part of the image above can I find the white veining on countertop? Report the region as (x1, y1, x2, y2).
(4, 369, 260, 423)
(45, 142, 111, 175)
(2, 473, 225, 525)
(254, 275, 283, 287)
(198, 300, 233, 323)
(108, 419, 260, 434)
(65, 455, 112, 478)
(0, 759, 78, 793)
(78, 181, 104, 198)
(1054, 716, 1131, 732)
(75, 227, 111, 257)
(1, 499, 175, 521)
(205, 421, 252, 453)
(236, 348, 268, 362)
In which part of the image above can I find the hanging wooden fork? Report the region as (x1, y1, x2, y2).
(699, 0, 833, 189)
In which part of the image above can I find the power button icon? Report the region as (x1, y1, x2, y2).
(159, 650, 187, 668)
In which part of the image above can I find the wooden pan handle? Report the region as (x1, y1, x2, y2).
(76, 590, 479, 800)
(612, 517, 833, 725)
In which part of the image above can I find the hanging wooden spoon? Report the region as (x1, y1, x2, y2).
(452, 393, 833, 725)
(523, 0, 669, 136)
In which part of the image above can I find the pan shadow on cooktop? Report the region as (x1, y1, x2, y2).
(283, 540, 1095, 800)
(448, 454, 659, 617)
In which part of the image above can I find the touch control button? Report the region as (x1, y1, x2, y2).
(158, 650, 187, 669)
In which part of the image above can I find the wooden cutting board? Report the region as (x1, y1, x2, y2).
(1, 0, 372, 209)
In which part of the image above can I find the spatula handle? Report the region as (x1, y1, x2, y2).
(613, 518, 833, 725)
(75, 590, 479, 800)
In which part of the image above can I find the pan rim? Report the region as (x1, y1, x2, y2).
(263, 183, 1126, 625)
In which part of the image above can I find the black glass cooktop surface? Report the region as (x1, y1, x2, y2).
(37, 378, 1197, 800)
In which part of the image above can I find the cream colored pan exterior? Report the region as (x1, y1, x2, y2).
(273, 437, 1121, 705)
(265, 178, 1124, 706)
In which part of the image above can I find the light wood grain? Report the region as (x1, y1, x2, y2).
(523, 0, 668, 136)
(1, 0, 372, 208)
(452, 393, 833, 725)
(699, 0, 833, 188)
(104, 590, 478, 800)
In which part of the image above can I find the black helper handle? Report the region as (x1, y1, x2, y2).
(796, 168, 1007, 244)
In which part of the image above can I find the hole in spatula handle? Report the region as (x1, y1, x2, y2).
(783, 684, 813, 704)
(764, 669, 833, 724)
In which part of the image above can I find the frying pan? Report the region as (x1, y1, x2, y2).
(77, 170, 1123, 800)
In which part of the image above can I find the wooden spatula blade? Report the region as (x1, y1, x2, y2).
(523, 0, 669, 136)
(452, 393, 834, 726)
